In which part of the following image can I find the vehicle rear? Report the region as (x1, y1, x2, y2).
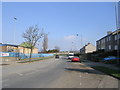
(71, 57, 80, 62)
(68, 53, 74, 59)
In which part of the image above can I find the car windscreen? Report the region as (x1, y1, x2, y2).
(69, 55, 74, 56)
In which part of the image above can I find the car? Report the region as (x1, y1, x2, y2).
(71, 57, 81, 62)
(103, 56, 119, 61)
(103, 56, 120, 63)
(55, 55, 59, 58)
(68, 54, 74, 59)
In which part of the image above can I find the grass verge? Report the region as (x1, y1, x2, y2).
(92, 66, 120, 79)
(18, 56, 54, 63)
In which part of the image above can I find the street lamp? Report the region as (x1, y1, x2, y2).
(13, 17, 17, 45)
(115, 2, 120, 65)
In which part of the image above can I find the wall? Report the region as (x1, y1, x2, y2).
(32, 48, 38, 54)
(0, 52, 54, 61)
(0, 57, 19, 62)
(85, 44, 96, 53)
(0, 46, 7, 52)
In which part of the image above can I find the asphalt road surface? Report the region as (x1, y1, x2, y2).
(1, 56, 119, 88)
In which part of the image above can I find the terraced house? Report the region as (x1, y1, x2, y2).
(96, 29, 120, 52)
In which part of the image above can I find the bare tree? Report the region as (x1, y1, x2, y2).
(22, 25, 43, 61)
(54, 46, 60, 52)
(43, 33, 48, 52)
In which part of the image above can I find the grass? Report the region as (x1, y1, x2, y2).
(92, 66, 120, 79)
(18, 56, 54, 63)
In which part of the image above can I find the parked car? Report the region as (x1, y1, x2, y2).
(103, 56, 120, 63)
(71, 57, 81, 62)
(68, 54, 74, 59)
(55, 55, 59, 58)
(103, 56, 119, 60)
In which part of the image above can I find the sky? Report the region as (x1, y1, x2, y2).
(2, 2, 117, 51)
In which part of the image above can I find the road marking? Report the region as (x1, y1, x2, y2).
(3, 84, 9, 87)
(80, 83, 82, 85)
(0, 79, 9, 83)
(16, 72, 23, 76)
(25, 71, 35, 76)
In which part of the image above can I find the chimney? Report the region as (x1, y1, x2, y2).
(107, 31, 112, 35)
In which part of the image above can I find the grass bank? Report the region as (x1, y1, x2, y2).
(18, 56, 54, 63)
(92, 66, 120, 79)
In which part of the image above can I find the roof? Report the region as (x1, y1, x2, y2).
(96, 29, 120, 42)
(80, 43, 95, 50)
(0, 44, 18, 47)
(0, 43, 38, 49)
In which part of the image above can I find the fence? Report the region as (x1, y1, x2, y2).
(0, 52, 54, 59)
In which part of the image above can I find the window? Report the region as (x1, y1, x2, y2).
(107, 37, 109, 41)
(109, 45, 111, 50)
(114, 35, 117, 40)
(114, 45, 118, 50)
(119, 33, 120, 39)
(101, 39, 105, 43)
(98, 41, 100, 44)
(109, 36, 111, 41)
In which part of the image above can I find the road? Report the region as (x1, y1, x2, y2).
(1, 56, 119, 88)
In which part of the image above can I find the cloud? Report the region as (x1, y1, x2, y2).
(64, 35, 76, 41)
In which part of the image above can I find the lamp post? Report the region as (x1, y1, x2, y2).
(115, 2, 120, 65)
(13, 17, 17, 45)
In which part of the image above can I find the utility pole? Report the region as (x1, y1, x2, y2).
(80, 34, 83, 48)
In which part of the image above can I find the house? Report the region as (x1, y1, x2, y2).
(0, 44, 19, 52)
(118, 1, 120, 29)
(0, 43, 38, 54)
(96, 29, 120, 52)
(80, 43, 96, 54)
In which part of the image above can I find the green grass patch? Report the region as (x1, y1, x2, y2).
(92, 66, 120, 79)
(18, 56, 54, 63)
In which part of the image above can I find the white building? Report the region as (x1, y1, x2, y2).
(80, 43, 96, 54)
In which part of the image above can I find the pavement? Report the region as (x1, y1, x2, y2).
(82, 60, 120, 70)
(1, 56, 119, 88)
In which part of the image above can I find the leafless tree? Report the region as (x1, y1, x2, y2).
(54, 46, 60, 51)
(43, 33, 48, 52)
(22, 25, 43, 61)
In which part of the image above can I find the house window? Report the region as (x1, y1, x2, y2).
(106, 36, 110, 41)
(99, 41, 100, 44)
(119, 33, 120, 39)
(101, 39, 105, 43)
(109, 36, 111, 41)
(114, 45, 118, 50)
(109, 45, 111, 50)
(114, 35, 117, 40)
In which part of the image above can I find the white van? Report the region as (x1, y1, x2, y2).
(68, 53, 74, 59)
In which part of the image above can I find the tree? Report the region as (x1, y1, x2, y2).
(47, 49, 59, 53)
(22, 25, 43, 61)
(54, 46, 60, 52)
(43, 33, 48, 52)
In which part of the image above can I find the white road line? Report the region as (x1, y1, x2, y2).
(80, 75, 82, 77)
(16, 72, 23, 76)
(80, 83, 82, 85)
(0, 79, 9, 83)
(3, 84, 9, 87)
(25, 71, 35, 76)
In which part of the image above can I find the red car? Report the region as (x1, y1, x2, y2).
(71, 57, 81, 62)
